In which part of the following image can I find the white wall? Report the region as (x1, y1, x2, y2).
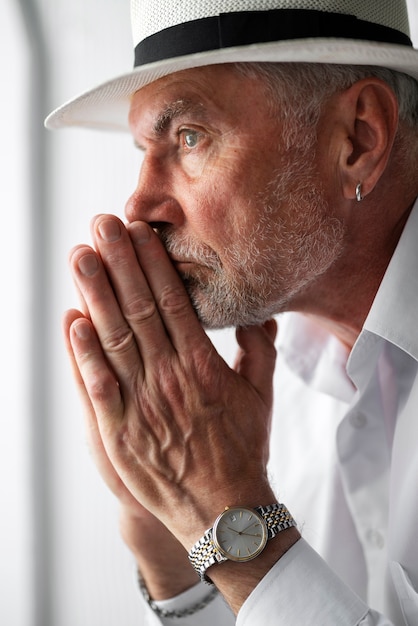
(1, 1, 148, 625)
(0, 3, 32, 626)
(38, 2, 147, 625)
(1, 1, 417, 625)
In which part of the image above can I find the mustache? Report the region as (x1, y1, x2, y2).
(156, 228, 221, 271)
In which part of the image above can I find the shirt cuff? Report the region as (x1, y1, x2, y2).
(238, 538, 370, 625)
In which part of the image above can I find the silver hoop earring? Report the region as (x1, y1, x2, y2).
(355, 183, 363, 202)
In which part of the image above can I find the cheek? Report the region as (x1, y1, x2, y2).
(181, 154, 211, 180)
(205, 174, 247, 227)
(182, 145, 242, 182)
(180, 150, 265, 250)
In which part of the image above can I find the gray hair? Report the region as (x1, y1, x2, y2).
(234, 61, 418, 162)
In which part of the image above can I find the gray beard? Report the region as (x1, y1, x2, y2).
(159, 181, 344, 329)
(158, 131, 345, 329)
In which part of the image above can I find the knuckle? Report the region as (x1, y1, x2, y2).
(102, 325, 135, 354)
(158, 286, 189, 317)
(124, 294, 158, 325)
(104, 250, 129, 269)
(88, 374, 114, 402)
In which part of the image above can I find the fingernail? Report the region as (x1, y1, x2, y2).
(129, 221, 151, 245)
(98, 218, 121, 242)
(72, 319, 91, 340)
(78, 253, 99, 276)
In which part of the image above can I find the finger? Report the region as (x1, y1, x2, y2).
(69, 243, 144, 389)
(66, 309, 124, 425)
(234, 320, 278, 404)
(63, 310, 141, 509)
(62, 308, 94, 397)
(127, 220, 213, 358)
(91, 215, 180, 363)
(91, 215, 212, 364)
(73, 282, 90, 319)
(63, 309, 114, 458)
(63, 309, 116, 468)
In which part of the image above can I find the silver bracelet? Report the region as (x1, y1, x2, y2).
(137, 570, 219, 619)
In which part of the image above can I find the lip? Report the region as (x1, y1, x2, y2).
(169, 256, 194, 269)
(170, 255, 190, 262)
(167, 249, 196, 262)
(168, 252, 216, 272)
(172, 259, 195, 272)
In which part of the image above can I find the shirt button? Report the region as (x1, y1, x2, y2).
(350, 412, 367, 428)
(366, 528, 385, 549)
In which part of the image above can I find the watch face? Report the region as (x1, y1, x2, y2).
(213, 507, 268, 562)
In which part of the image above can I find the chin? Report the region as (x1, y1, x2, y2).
(184, 280, 276, 330)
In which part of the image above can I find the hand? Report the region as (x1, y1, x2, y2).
(65, 214, 278, 549)
(63, 307, 146, 517)
(64, 302, 199, 600)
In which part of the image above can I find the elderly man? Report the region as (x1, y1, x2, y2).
(47, 1, 418, 624)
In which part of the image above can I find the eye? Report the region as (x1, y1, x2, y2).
(180, 129, 201, 149)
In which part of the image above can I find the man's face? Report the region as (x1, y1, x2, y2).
(127, 64, 344, 328)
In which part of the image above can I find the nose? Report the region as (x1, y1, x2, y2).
(125, 153, 184, 227)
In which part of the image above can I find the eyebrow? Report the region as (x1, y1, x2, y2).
(153, 99, 207, 136)
(133, 98, 208, 150)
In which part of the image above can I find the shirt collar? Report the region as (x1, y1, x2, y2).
(277, 312, 355, 402)
(358, 197, 418, 362)
(278, 196, 418, 398)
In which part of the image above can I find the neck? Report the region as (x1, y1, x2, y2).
(292, 194, 417, 351)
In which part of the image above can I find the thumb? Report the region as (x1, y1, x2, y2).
(234, 319, 278, 403)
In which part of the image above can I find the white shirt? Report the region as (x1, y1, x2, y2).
(142, 198, 418, 625)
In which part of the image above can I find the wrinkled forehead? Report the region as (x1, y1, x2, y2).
(129, 64, 238, 107)
(127, 63, 254, 134)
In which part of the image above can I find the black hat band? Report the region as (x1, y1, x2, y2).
(134, 9, 412, 68)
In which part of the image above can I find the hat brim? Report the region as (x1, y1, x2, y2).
(45, 38, 418, 132)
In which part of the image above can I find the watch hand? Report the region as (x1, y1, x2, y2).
(241, 521, 260, 533)
(227, 525, 255, 535)
(226, 526, 261, 538)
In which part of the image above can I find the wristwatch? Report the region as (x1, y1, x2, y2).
(188, 503, 296, 583)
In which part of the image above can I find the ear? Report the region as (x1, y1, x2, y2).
(337, 78, 399, 201)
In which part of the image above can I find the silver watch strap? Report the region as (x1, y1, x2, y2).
(254, 503, 297, 539)
(188, 527, 228, 584)
(188, 502, 296, 584)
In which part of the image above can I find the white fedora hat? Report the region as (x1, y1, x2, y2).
(45, 0, 418, 132)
